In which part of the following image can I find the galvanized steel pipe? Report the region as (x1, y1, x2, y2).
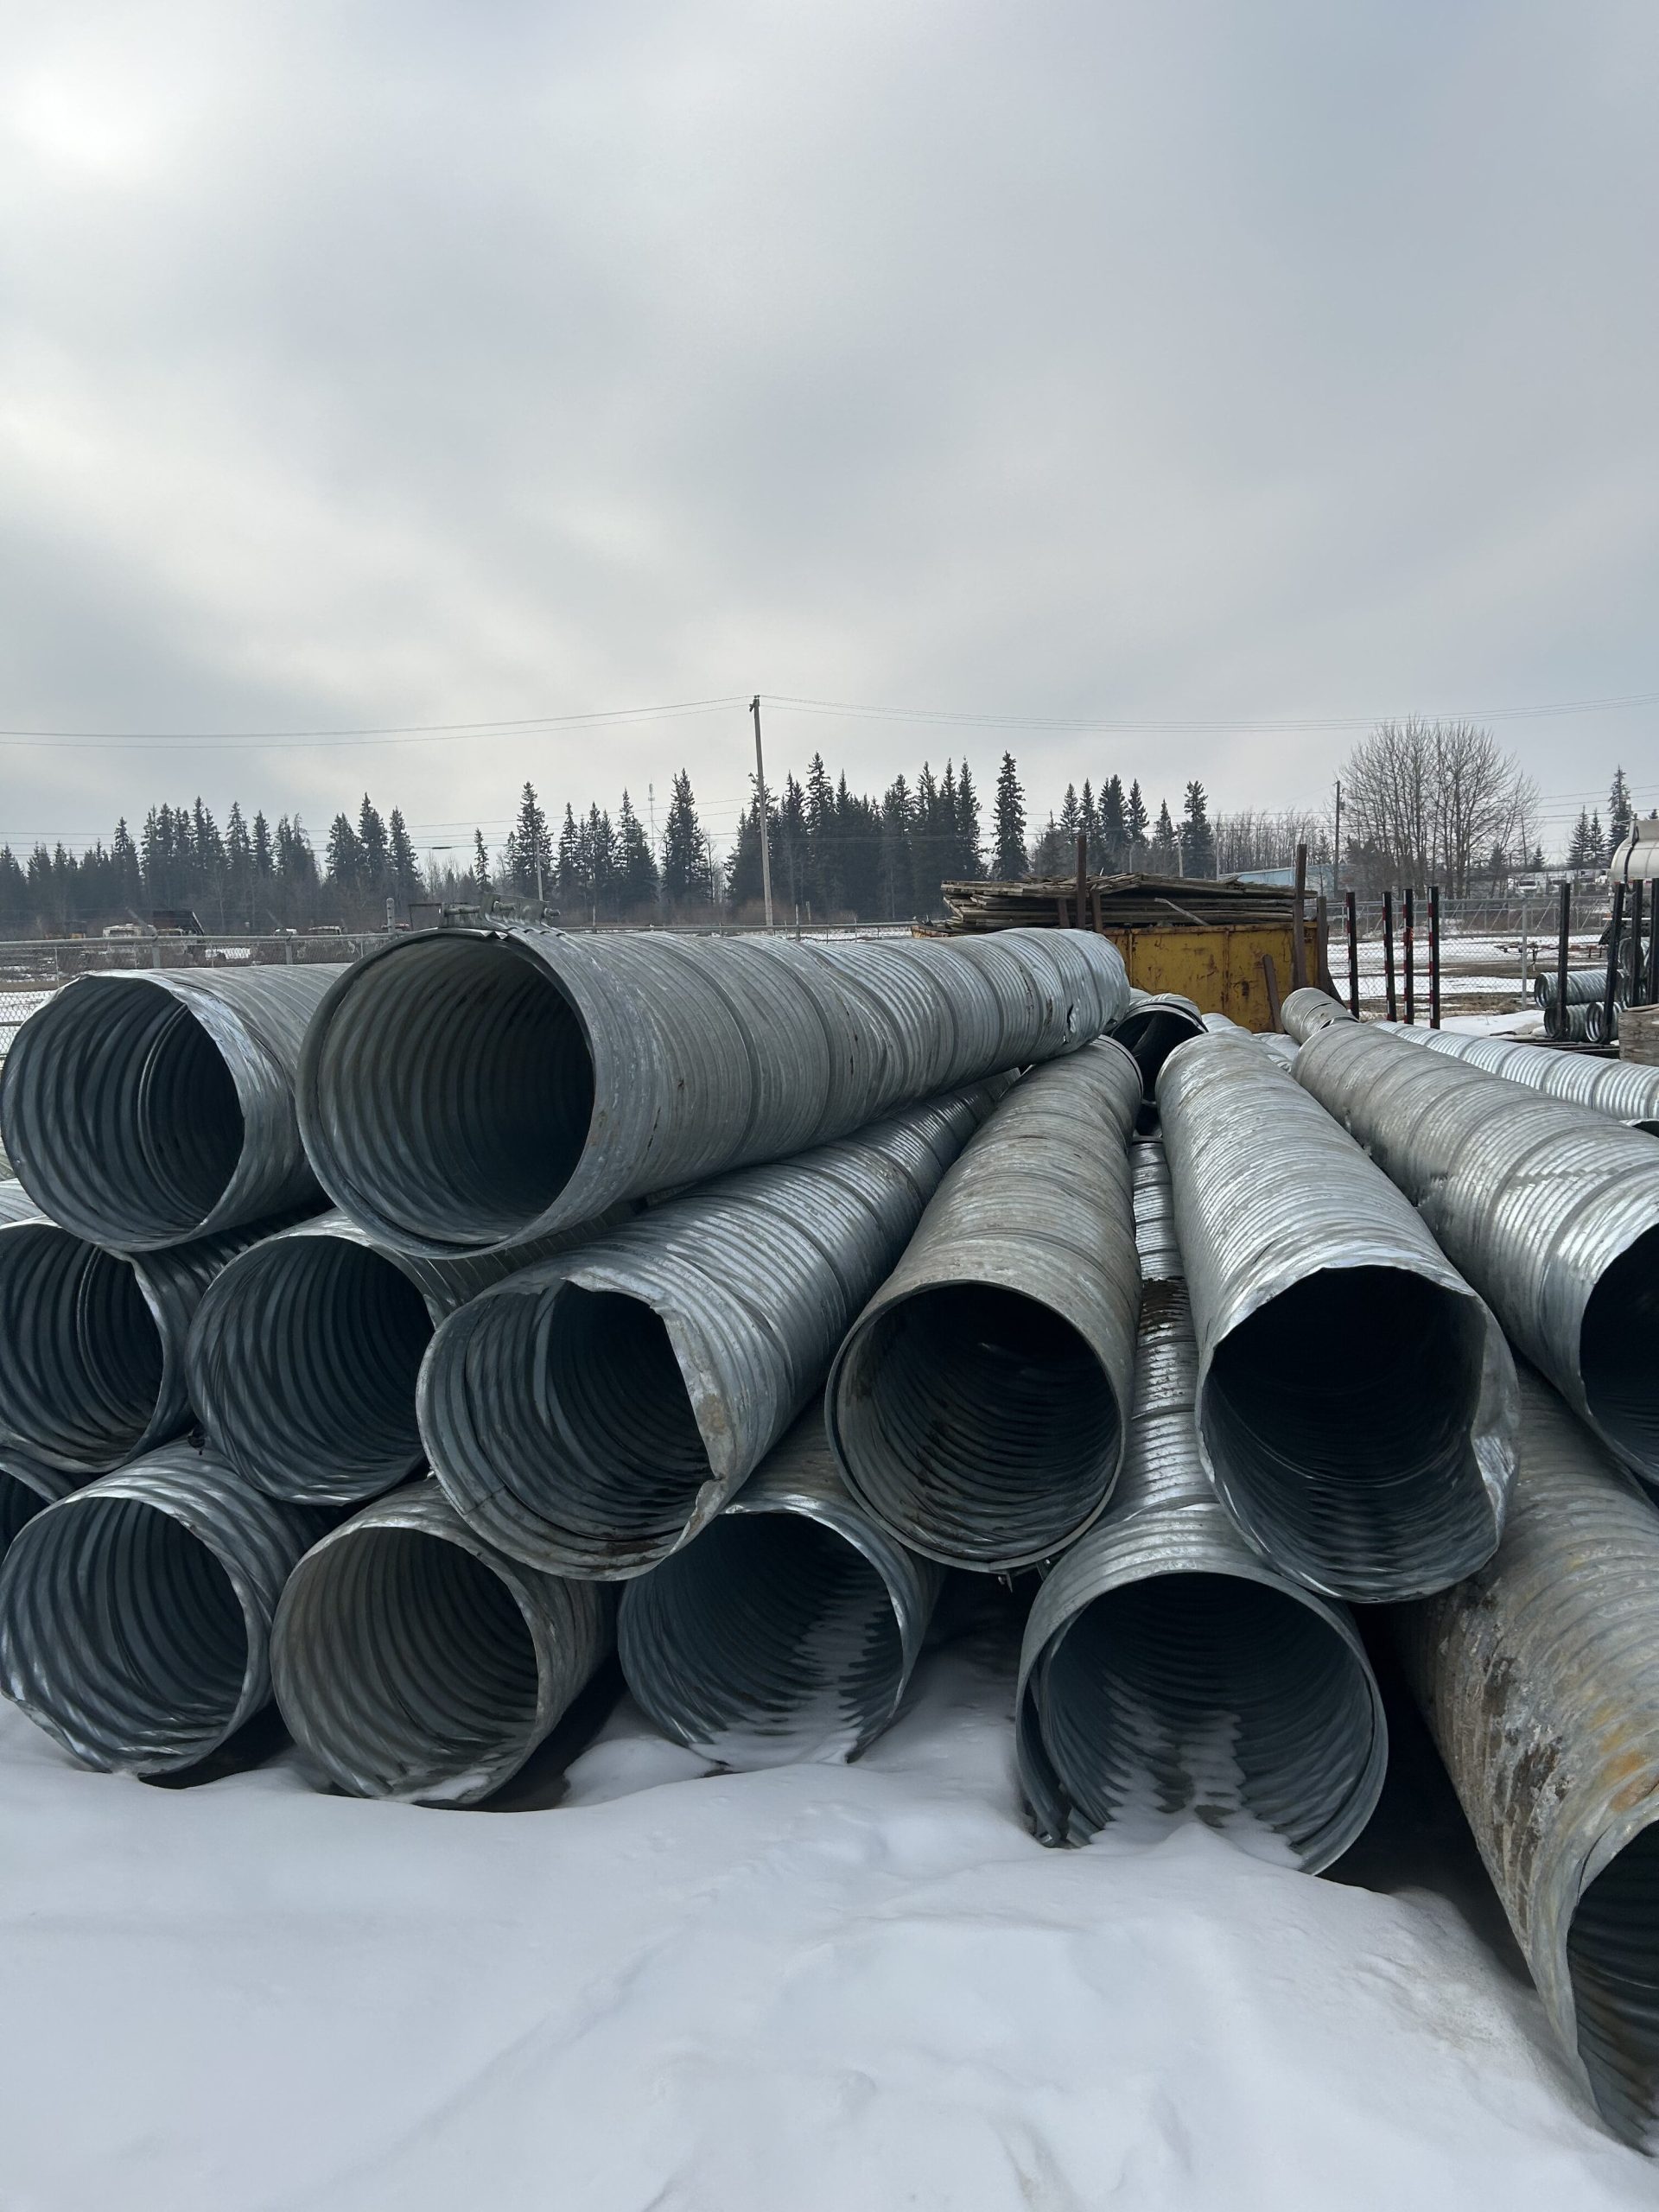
(185, 1207, 630, 1507)
(0, 964, 345, 1249)
(1398, 1370, 1659, 2147)
(0, 1183, 280, 1478)
(297, 925, 1127, 1255)
(1157, 1032, 1517, 1601)
(0, 1456, 71, 1560)
(826, 1043, 1141, 1570)
(1112, 990, 1206, 1122)
(1279, 987, 1356, 1044)
(0, 1446, 327, 1775)
(618, 1410, 939, 1768)
(1294, 1021, 1659, 1491)
(420, 1087, 999, 1578)
(270, 1478, 613, 1805)
(1371, 1020, 1659, 1135)
(1016, 1139, 1387, 1866)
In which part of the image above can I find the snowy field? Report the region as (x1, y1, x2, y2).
(1, 1599, 1649, 2211)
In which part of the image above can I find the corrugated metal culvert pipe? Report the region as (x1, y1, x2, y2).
(618, 1411, 940, 1768)
(1112, 991, 1206, 1124)
(0, 1184, 281, 1480)
(825, 1042, 1141, 1570)
(0, 1446, 327, 1775)
(1278, 987, 1356, 1045)
(0, 963, 343, 1249)
(1398, 1370, 1659, 2148)
(296, 925, 1127, 1255)
(1373, 1020, 1659, 1135)
(1294, 1022, 1659, 1491)
(1016, 1140, 1387, 1866)
(0, 1457, 72, 1560)
(1157, 1032, 1517, 1601)
(419, 1087, 999, 1579)
(270, 1479, 613, 1806)
(185, 1207, 631, 1506)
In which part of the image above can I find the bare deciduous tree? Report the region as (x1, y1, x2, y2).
(1339, 718, 1535, 894)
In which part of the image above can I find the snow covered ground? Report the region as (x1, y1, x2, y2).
(2, 1596, 1650, 2211)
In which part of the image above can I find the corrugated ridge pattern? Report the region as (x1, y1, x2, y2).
(270, 1478, 614, 1806)
(296, 925, 1128, 1254)
(0, 964, 342, 1249)
(1372, 1020, 1659, 1133)
(825, 1041, 1142, 1570)
(1294, 1022, 1659, 1487)
(0, 1446, 327, 1774)
(1280, 988, 1356, 1044)
(1396, 1370, 1659, 2147)
(419, 1086, 999, 1577)
(617, 1410, 941, 1767)
(1159, 1031, 1517, 1601)
(1014, 1139, 1386, 1869)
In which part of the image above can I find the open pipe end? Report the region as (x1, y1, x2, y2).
(1, 977, 245, 1247)
(300, 934, 594, 1250)
(0, 1226, 165, 1472)
(1202, 1267, 1501, 1602)
(0, 1494, 255, 1773)
(1037, 1571, 1384, 1869)
(424, 1279, 713, 1575)
(1580, 1225, 1659, 1486)
(192, 1238, 433, 1503)
(273, 1522, 546, 1805)
(1568, 1821, 1659, 2147)
(619, 1511, 906, 1766)
(830, 1284, 1122, 1569)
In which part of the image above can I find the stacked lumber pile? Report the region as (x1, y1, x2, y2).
(941, 872, 1304, 932)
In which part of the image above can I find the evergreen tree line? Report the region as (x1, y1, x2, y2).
(0, 749, 1296, 938)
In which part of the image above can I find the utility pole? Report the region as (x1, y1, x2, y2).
(751, 696, 775, 931)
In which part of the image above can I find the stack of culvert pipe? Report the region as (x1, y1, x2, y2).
(1015, 1137, 1388, 1866)
(1155, 1031, 1517, 1601)
(0, 963, 344, 1249)
(270, 1479, 613, 1806)
(1278, 987, 1356, 1045)
(826, 1039, 1142, 1571)
(1397, 1369, 1659, 2148)
(0, 1182, 295, 1484)
(0, 1446, 327, 1776)
(418, 1085, 1001, 1578)
(617, 1410, 941, 1769)
(1371, 1022, 1659, 1134)
(296, 925, 1128, 1254)
(1294, 1021, 1659, 1491)
(186, 1205, 632, 1507)
(1111, 991, 1206, 1124)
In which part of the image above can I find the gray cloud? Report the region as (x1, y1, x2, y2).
(1, 0, 1654, 865)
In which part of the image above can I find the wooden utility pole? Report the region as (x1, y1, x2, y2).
(751, 696, 774, 931)
(1074, 831, 1089, 931)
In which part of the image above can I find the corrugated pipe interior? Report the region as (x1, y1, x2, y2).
(1373, 1020, 1659, 1136)
(1157, 1031, 1517, 1602)
(0, 1447, 326, 1775)
(826, 1042, 1142, 1570)
(0, 965, 344, 1249)
(1397, 1371, 1659, 2148)
(0, 1458, 73, 1561)
(419, 1089, 997, 1577)
(1016, 1139, 1387, 1868)
(1112, 991, 1206, 1123)
(1294, 1022, 1659, 1493)
(270, 1479, 613, 1806)
(617, 1411, 940, 1768)
(1278, 987, 1356, 1045)
(297, 925, 1128, 1254)
(0, 1185, 269, 1478)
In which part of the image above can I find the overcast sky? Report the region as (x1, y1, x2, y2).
(2, 0, 1654, 867)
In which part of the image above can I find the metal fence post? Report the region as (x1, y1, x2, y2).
(1382, 891, 1397, 1021)
(1428, 884, 1441, 1030)
(1402, 887, 1415, 1026)
(1344, 890, 1360, 1016)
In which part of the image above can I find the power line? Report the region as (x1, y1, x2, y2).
(0, 697, 747, 751)
(766, 690, 1659, 734)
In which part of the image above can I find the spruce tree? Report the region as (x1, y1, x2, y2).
(387, 808, 420, 911)
(1609, 766, 1633, 851)
(955, 759, 982, 879)
(357, 796, 390, 900)
(473, 829, 490, 894)
(662, 770, 707, 907)
(992, 753, 1028, 880)
(513, 783, 550, 897)
(1125, 780, 1149, 861)
(1099, 775, 1126, 868)
(1180, 780, 1215, 878)
(616, 791, 658, 913)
